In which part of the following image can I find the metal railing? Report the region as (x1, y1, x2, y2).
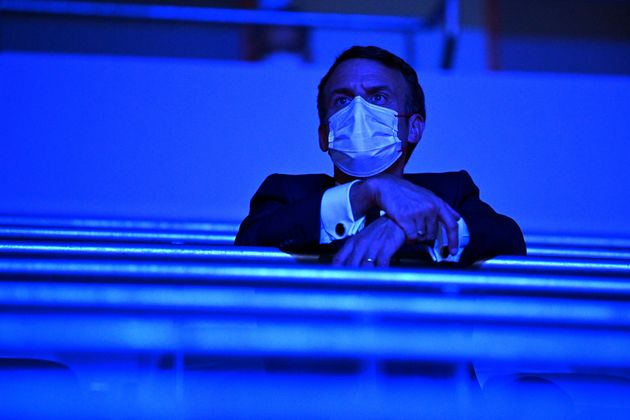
(0, 0, 425, 30)
(1, 258, 630, 366)
(0, 226, 235, 245)
(1, 241, 630, 276)
(2, 215, 630, 259)
(2, 257, 630, 296)
(0, 0, 461, 65)
(2, 215, 630, 416)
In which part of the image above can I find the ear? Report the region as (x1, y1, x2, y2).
(318, 124, 329, 152)
(402, 114, 425, 164)
(407, 114, 425, 145)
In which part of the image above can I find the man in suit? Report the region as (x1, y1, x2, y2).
(236, 46, 525, 266)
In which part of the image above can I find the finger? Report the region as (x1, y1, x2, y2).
(398, 219, 419, 242)
(375, 243, 396, 267)
(332, 239, 354, 266)
(388, 217, 417, 243)
(441, 203, 462, 254)
(360, 249, 378, 267)
(424, 216, 438, 243)
(376, 219, 407, 267)
(439, 206, 460, 255)
(414, 217, 427, 243)
(348, 237, 372, 267)
(444, 202, 461, 220)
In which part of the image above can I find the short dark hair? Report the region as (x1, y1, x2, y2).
(317, 46, 426, 124)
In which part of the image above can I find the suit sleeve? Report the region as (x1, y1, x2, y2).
(455, 171, 526, 265)
(234, 174, 325, 252)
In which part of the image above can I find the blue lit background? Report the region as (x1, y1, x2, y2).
(2, 1, 630, 417)
(1, 0, 629, 236)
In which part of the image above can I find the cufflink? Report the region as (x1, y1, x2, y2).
(335, 223, 346, 236)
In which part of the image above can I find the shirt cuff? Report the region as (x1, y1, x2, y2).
(427, 217, 470, 263)
(320, 180, 365, 244)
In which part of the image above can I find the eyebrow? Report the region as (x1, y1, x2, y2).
(329, 85, 394, 97)
(329, 87, 354, 97)
(364, 85, 394, 94)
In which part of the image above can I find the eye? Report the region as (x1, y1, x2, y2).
(333, 96, 351, 108)
(370, 94, 386, 105)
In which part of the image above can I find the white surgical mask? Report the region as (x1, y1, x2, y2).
(327, 96, 402, 178)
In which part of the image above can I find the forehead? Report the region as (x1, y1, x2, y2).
(324, 58, 407, 96)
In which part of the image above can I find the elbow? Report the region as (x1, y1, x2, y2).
(500, 217, 527, 256)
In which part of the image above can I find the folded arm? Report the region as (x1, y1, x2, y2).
(235, 174, 326, 252)
(236, 172, 525, 266)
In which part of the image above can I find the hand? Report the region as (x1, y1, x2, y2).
(368, 174, 461, 255)
(332, 216, 405, 267)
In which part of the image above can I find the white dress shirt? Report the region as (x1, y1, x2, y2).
(319, 181, 469, 263)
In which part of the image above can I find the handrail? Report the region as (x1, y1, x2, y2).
(1, 278, 630, 365)
(2, 216, 630, 256)
(0, 241, 316, 263)
(0, 227, 234, 245)
(1, 242, 630, 274)
(3, 279, 629, 328)
(2, 258, 630, 297)
(525, 233, 630, 249)
(0, 214, 239, 233)
(0, 0, 425, 31)
(526, 246, 630, 260)
(475, 255, 630, 276)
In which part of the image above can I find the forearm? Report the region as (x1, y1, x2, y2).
(348, 178, 377, 219)
(458, 203, 526, 265)
(236, 194, 324, 250)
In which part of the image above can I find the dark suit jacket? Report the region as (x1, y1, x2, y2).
(235, 171, 526, 266)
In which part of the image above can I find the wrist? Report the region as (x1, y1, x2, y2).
(365, 175, 386, 208)
(349, 179, 376, 219)
(382, 216, 406, 241)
